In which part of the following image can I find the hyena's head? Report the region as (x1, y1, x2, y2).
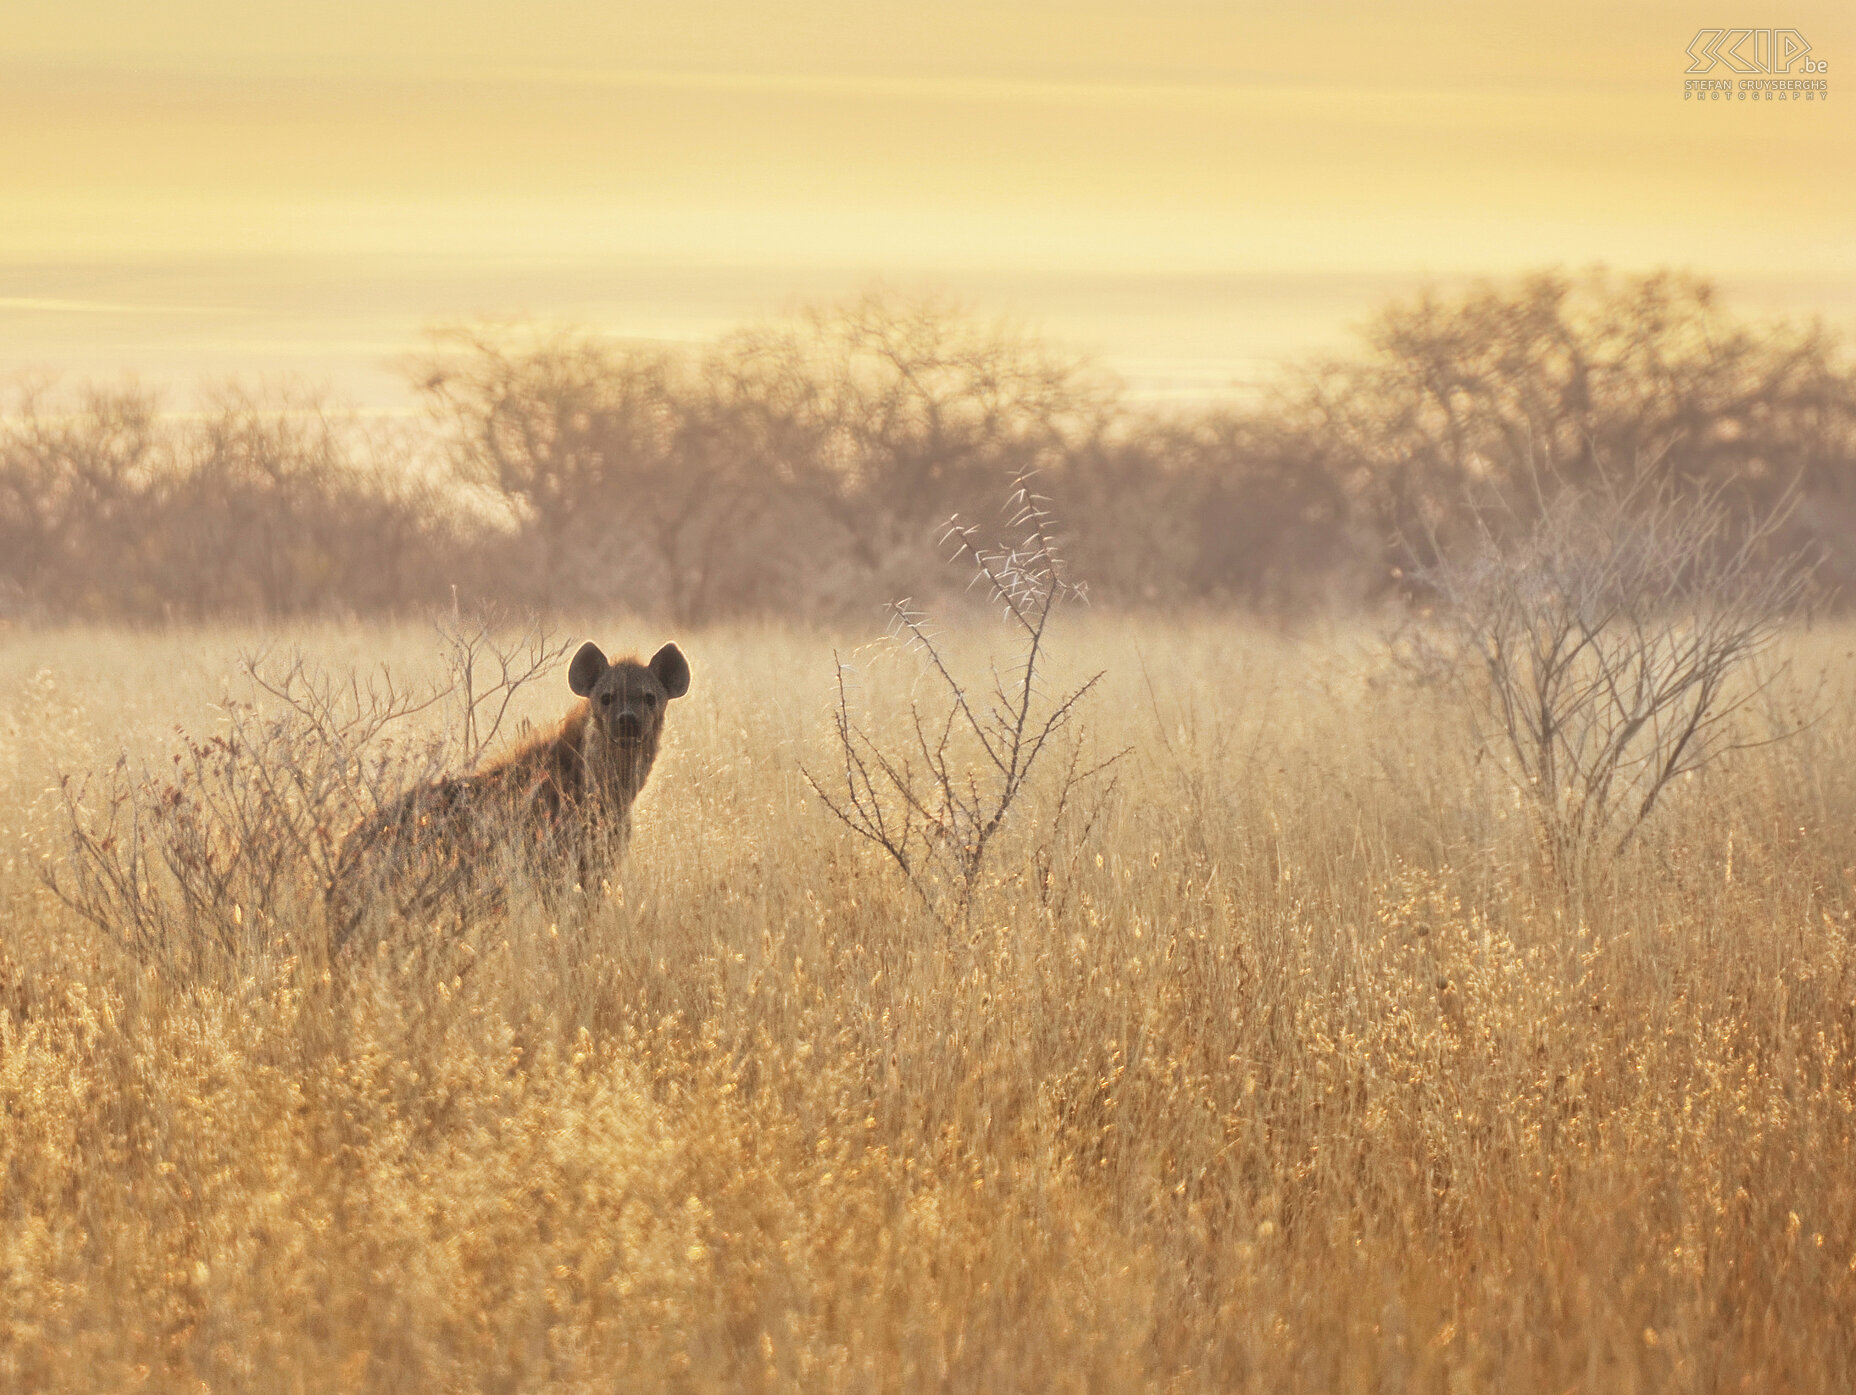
(569, 641, 691, 766)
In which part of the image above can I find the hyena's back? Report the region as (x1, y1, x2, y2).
(328, 772, 539, 957)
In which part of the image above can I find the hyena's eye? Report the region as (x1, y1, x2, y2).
(642, 692, 658, 708)
(599, 693, 614, 707)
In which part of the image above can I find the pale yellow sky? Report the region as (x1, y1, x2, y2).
(2, 1, 1852, 402)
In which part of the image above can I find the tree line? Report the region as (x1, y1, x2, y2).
(4, 269, 1852, 624)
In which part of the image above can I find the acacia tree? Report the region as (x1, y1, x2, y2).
(411, 301, 1118, 619)
(1297, 270, 1856, 588)
(720, 292, 1112, 592)
(414, 326, 797, 620)
(0, 380, 454, 621)
(0, 381, 161, 614)
(413, 327, 680, 607)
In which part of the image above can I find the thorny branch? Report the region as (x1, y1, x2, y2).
(806, 475, 1125, 928)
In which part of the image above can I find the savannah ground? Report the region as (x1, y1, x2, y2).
(3, 614, 1855, 1392)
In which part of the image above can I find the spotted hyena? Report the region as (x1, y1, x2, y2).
(329, 640, 690, 958)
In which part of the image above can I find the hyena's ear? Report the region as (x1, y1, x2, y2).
(649, 643, 691, 699)
(568, 641, 608, 697)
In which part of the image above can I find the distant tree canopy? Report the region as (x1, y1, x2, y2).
(406, 295, 1109, 620)
(0, 382, 459, 621)
(1299, 271, 1856, 584)
(3, 270, 1853, 622)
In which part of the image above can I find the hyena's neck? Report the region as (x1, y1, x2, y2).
(572, 722, 658, 812)
(593, 747, 655, 808)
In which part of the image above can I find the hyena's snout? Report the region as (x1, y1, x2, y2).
(614, 711, 644, 744)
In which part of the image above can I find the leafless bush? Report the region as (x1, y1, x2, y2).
(1407, 464, 1816, 867)
(44, 611, 570, 976)
(806, 479, 1124, 928)
(431, 604, 575, 767)
(325, 612, 580, 957)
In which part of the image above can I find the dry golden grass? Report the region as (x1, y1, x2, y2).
(3, 616, 1855, 1392)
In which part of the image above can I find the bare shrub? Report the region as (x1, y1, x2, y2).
(806, 479, 1123, 928)
(429, 605, 576, 769)
(1406, 464, 1816, 867)
(44, 611, 569, 977)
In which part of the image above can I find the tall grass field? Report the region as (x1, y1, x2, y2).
(3, 615, 1854, 1392)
